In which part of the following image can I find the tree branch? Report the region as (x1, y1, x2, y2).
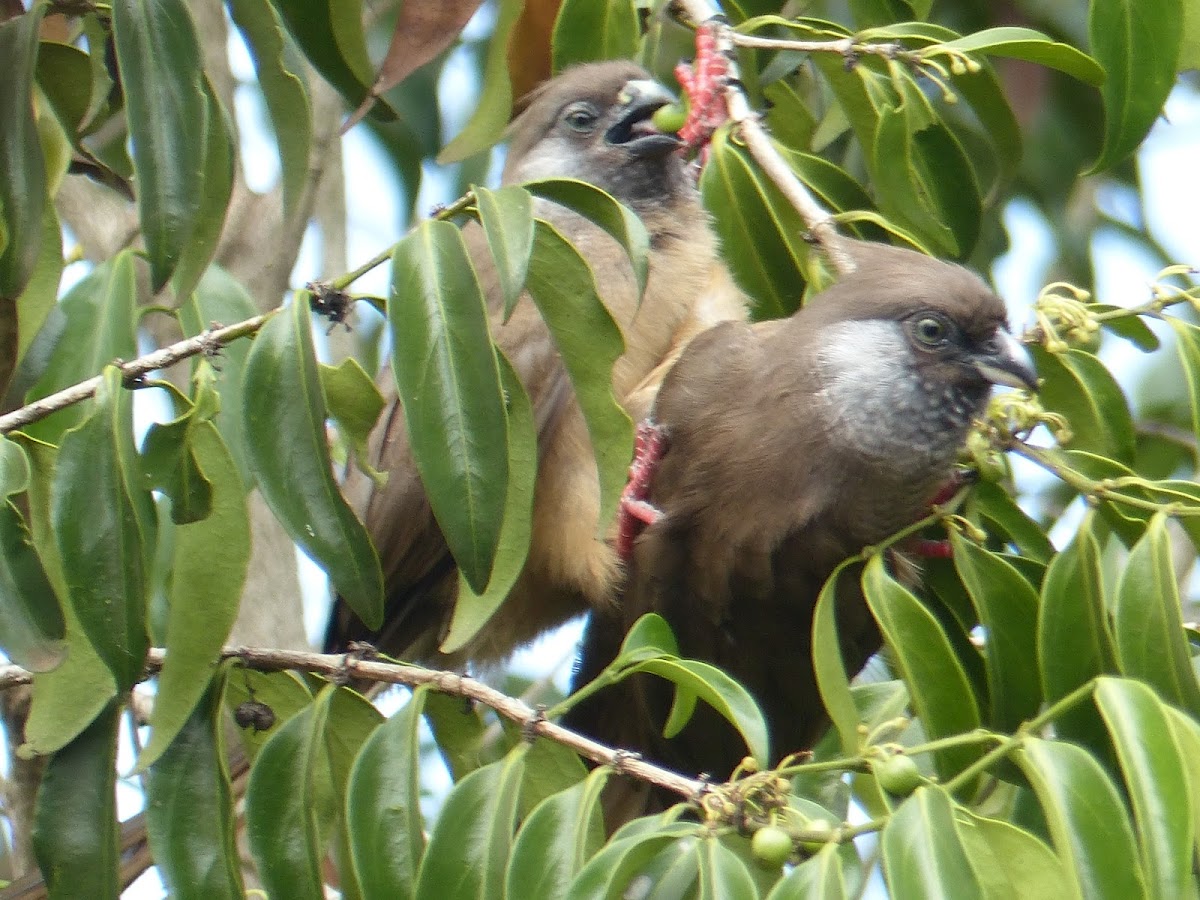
(0, 312, 276, 435)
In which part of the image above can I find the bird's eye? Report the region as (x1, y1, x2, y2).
(563, 102, 599, 133)
(913, 315, 948, 346)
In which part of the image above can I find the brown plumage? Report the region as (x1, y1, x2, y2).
(567, 241, 1037, 820)
(326, 61, 748, 665)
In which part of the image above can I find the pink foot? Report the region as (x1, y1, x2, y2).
(673, 19, 734, 153)
(616, 421, 669, 561)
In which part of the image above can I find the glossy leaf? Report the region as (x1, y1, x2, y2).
(437, 0, 522, 163)
(767, 844, 847, 900)
(1038, 513, 1115, 751)
(347, 686, 429, 898)
(32, 702, 120, 900)
(953, 807, 1071, 899)
(242, 297, 383, 627)
(140, 401, 213, 525)
(951, 532, 1042, 730)
(245, 703, 325, 900)
(178, 265, 259, 487)
(24, 253, 138, 444)
(696, 837, 759, 899)
(1169, 319, 1200, 446)
(424, 689, 488, 781)
(13, 204, 64, 375)
(1089, 0, 1183, 172)
(442, 353, 536, 653)
(525, 218, 632, 532)
(145, 680, 243, 900)
(551, 0, 639, 70)
(702, 128, 809, 318)
(1091, 304, 1160, 351)
(390, 220, 508, 593)
(1016, 737, 1147, 900)
(52, 368, 151, 692)
(112, 0, 209, 290)
(1095, 677, 1193, 899)
(16, 435, 117, 755)
(937, 27, 1104, 85)
(812, 563, 862, 755)
(226, 0, 312, 217)
(414, 745, 528, 900)
(1030, 347, 1136, 464)
(0, 435, 65, 671)
(1113, 514, 1200, 715)
(969, 480, 1054, 563)
(319, 355, 386, 478)
(506, 768, 609, 899)
(169, 77, 234, 303)
(0, 5, 46, 301)
(139, 419, 249, 770)
(222, 668, 313, 763)
(862, 556, 981, 779)
(473, 185, 536, 318)
(565, 824, 703, 900)
(524, 177, 652, 299)
(883, 787, 984, 900)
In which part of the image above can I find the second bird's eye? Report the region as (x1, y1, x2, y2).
(914, 315, 948, 345)
(563, 102, 599, 132)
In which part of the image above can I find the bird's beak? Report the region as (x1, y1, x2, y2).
(605, 79, 683, 158)
(973, 329, 1038, 390)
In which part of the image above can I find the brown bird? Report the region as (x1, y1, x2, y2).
(566, 241, 1037, 818)
(326, 61, 748, 665)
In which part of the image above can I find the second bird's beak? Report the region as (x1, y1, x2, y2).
(605, 79, 682, 158)
(973, 329, 1039, 391)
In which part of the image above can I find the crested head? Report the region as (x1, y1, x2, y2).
(802, 242, 1035, 474)
(501, 61, 690, 206)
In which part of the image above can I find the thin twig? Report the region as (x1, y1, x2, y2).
(0, 312, 276, 435)
(673, 1, 857, 275)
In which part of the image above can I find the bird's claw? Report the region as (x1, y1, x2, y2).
(617, 421, 668, 561)
(674, 19, 735, 152)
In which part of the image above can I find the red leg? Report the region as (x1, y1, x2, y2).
(616, 421, 669, 561)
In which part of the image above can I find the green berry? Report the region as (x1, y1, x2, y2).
(874, 753, 924, 796)
(651, 102, 688, 134)
(751, 826, 793, 868)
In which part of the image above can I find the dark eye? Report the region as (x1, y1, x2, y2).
(913, 315, 948, 346)
(563, 102, 598, 133)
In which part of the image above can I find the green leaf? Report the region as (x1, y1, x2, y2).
(241, 297, 383, 627)
(52, 368, 151, 692)
(14, 204, 64, 374)
(169, 77, 235, 303)
(145, 680, 243, 900)
(112, 0, 210, 290)
(953, 807, 1071, 900)
(15, 435, 117, 755)
(968, 481, 1054, 563)
(415, 745, 528, 900)
(701, 128, 810, 319)
(523, 178, 651, 299)
(424, 689, 488, 781)
(319, 355, 386, 479)
(525, 219, 632, 533)
(812, 563, 862, 756)
(32, 702, 120, 900)
(178, 265, 259, 487)
(883, 787, 984, 900)
(139, 419, 249, 770)
(270, 0, 391, 120)
(347, 686, 429, 898)
(1015, 737, 1147, 900)
(1088, 0, 1182, 172)
(0, 434, 65, 671)
(141, 401, 213, 525)
(767, 844, 847, 899)
(1113, 514, 1200, 715)
(473, 185, 535, 318)
(442, 352, 536, 654)
(551, 0, 639, 70)
(1164, 706, 1200, 862)
(862, 556, 981, 780)
(697, 836, 759, 899)
(506, 768, 610, 899)
(221, 668, 313, 763)
(24, 252, 138, 444)
(0, 5, 47, 299)
(1183, 0, 1200, 71)
(1095, 678, 1193, 900)
(565, 824, 703, 900)
(390, 220, 508, 593)
(950, 533, 1042, 730)
(226, 0, 312, 218)
(245, 702, 325, 900)
(1168, 319, 1200, 447)
(1037, 512, 1115, 750)
(936, 27, 1104, 85)
(1091, 303, 1160, 351)
(437, 0, 522, 163)
(618, 611, 680, 659)
(1029, 347, 1136, 464)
